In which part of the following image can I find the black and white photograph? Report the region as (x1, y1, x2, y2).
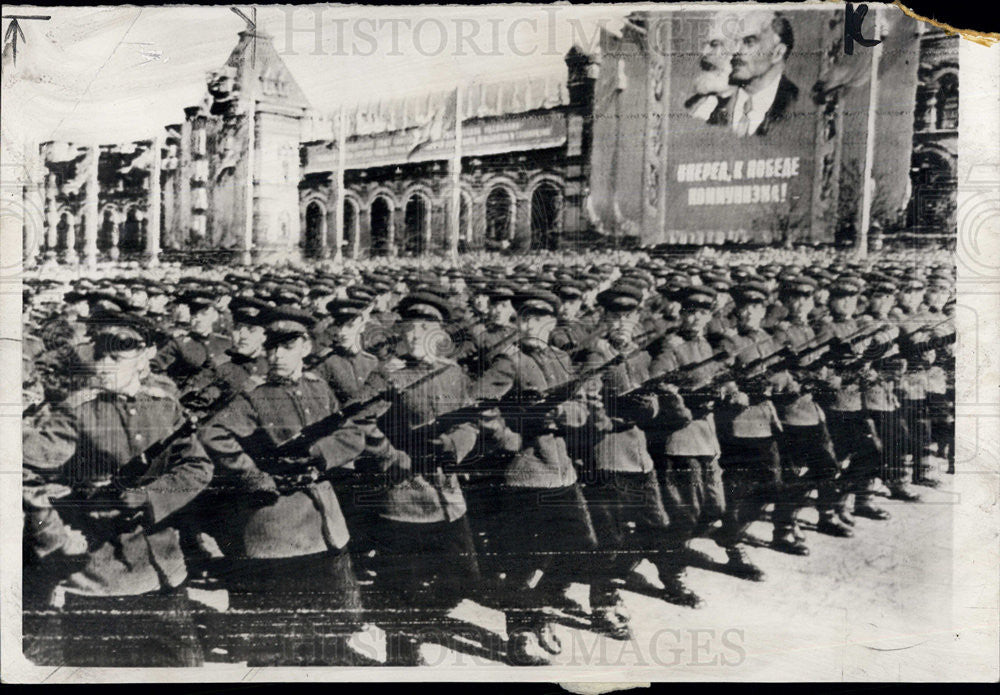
(1, 1, 997, 682)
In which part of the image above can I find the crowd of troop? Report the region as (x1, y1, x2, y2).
(21, 246, 956, 667)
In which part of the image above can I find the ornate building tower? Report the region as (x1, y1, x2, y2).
(169, 29, 312, 262)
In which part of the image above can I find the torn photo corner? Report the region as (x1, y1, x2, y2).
(1, 1, 998, 684)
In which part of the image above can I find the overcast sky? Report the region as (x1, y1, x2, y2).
(2, 4, 632, 147)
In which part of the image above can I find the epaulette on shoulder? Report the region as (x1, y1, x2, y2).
(140, 384, 174, 400)
(383, 357, 407, 373)
(64, 388, 99, 409)
(664, 334, 684, 347)
(303, 371, 322, 381)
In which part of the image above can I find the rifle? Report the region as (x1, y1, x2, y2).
(48, 411, 200, 548)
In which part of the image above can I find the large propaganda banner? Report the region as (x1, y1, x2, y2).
(590, 5, 919, 246)
(661, 7, 833, 243)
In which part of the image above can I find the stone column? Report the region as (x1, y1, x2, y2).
(63, 212, 77, 264)
(109, 211, 121, 261)
(146, 137, 162, 266)
(82, 145, 99, 267)
(45, 174, 58, 256)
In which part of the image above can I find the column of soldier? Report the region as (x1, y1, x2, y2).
(22, 246, 956, 667)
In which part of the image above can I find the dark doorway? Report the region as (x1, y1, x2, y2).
(403, 194, 428, 256)
(304, 201, 325, 258)
(370, 197, 393, 256)
(530, 183, 561, 251)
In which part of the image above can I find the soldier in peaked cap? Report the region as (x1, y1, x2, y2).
(153, 289, 231, 392)
(549, 279, 598, 359)
(356, 290, 519, 665)
(199, 304, 384, 665)
(711, 281, 787, 582)
(181, 297, 271, 413)
(577, 283, 671, 639)
(645, 284, 729, 608)
(23, 311, 212, 666)
(470, 287, 605, 664)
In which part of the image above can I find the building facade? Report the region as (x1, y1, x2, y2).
(27, 17, 959, 266)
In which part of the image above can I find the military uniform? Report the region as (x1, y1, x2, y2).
(578, 284, 670, 637)
(473, 288, 602, 661)
(198, 306, 368, 665)
(23, 313, 211, 666)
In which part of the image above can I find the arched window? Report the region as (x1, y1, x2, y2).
(485, 187, 514, 243)
(57, 212, 72, 250)
(343, 198, 359, 257)
(936, 73, 958, 130)
(303, 201, 326, 258)
(121, 209, 143, 254)
(370, 196, 393, 256)
(530, 182, 562, 250)
(98, 209, 116, 252)
(403, 193, 430, 256)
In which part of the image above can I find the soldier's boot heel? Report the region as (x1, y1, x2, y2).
(658, 573, 703, 609)
(888, 484, 922, 502)
(506, 628, 554, 666)
(817, 513, 854, 538)
(591, 599, 632, 640)
(724, 545, 765, 582)
(854, 497, 891, 520)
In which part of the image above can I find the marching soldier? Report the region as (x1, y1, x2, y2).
(23, 312, 213, 666)
(647, 285, 729, 608)
(153, 289, 231, 391)
(712, 281, 784, 581)
(769, 276, 856, 559)
(358, 291, 520, 665)
(578, 284, 671, 639)
(198, 306, 373, 665)
(474, 288, 605, 663)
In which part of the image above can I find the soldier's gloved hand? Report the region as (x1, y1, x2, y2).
(429, 436, 458, 469)
(60, 526, 88, 556)
(547, 401, 589, 429)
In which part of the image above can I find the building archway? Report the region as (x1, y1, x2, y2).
(343, 198, 360, 258)
(120, 208, 145, 254)
(57, 212, 73, 251)
(908, 147, 957, 233)
(370, 196, 393, 256)
(98, 208, 117, 252)
(403, 193, 430, 256)
(935, 72, 958, 130)
(303, 200, 326, 258)
(530, 182, 562, 250)
(485, 187, 515, 246)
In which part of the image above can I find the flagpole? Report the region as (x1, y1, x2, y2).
(334, 108, 346, 265)
(857, 6, 882, 260)
(449, 84, 462, 261)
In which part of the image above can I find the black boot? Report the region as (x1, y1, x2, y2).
(659, 572, 703, 609)
(591, 599, 632, 640)
(771, 529, 809, 556)
(817, 513, 854, 538)
(724, 545, 765, 582)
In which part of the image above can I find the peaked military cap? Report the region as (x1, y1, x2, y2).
(731, 281, 770, 305)
(262, 305, 317, 348)
(397, 291, 452, 322)
(326, 298, 370, 325)
(513, 288, 561, 316)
